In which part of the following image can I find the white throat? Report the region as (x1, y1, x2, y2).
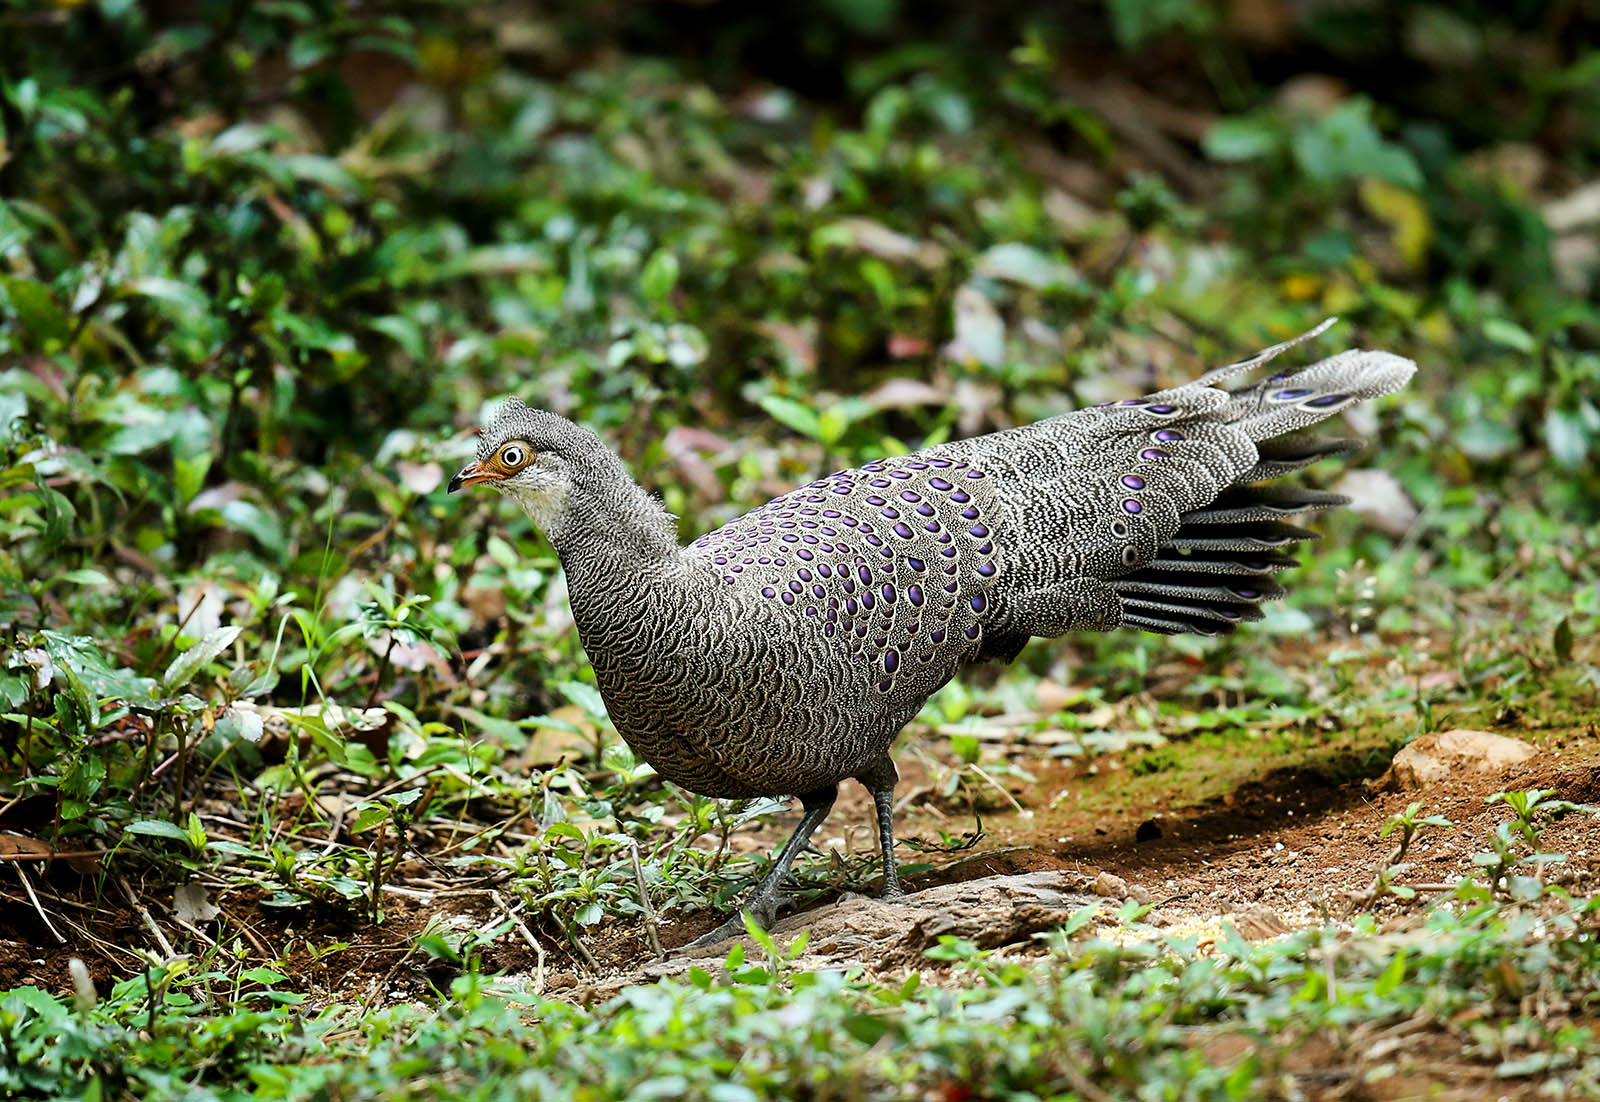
(502, 480, 572, 538)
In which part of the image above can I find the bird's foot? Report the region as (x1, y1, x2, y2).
(683, 896, 781, 950)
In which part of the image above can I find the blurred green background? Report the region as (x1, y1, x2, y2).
(2, 0, 1599, 913)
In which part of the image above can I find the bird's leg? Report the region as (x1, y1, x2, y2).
(858, 754, 904, 900)
(686, 785, 837, 948)
(871, 786, 904, 899)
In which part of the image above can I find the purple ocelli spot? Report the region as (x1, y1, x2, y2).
(908, 585, 924, 606)
(883, 649, 899, 673)
(893, 522, 914, 539)
(1121, 474, 1146, 490)
(1154, 429, 1184, 443)
(1122, 499, 1142, 514)
(1139, 448, 1168, 460)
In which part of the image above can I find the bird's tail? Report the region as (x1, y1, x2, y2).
(1113, 322, 1415, 636)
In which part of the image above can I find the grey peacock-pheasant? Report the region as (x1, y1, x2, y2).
(449, 319, 1415, 946)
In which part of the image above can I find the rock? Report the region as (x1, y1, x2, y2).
(1378, 729, 1537, 791)
(1091, 872, 1129, 898)
(1230, 906, 1291, 941)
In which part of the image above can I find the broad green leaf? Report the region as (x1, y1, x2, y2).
(640, 248, 680, 302)
(164, 625, 242, 689)
(126, 819, 192, 842)
(756, 394, 822, 440)
(1203, 116, 1280, 162)
(1483, 318, 1536, 354)
(554, 680, 609, 722)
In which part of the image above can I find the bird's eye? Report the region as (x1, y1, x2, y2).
(499, 444, 528, 468)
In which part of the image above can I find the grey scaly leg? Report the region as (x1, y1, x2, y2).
(871, 786, 903, 899)
(858, 754, 904, 899)
(686, 785, 837, 948)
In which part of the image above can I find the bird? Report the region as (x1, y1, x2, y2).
(448, 318, 1415, 946)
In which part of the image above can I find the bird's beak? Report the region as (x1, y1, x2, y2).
(448, 460, 501, 494)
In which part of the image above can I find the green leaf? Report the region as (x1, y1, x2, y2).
(1554, 617, 1574, 664)
(554, 680, 609, 722)
(974, 243, 1080, 290)
(757, 395, 822, 440)
(1203, 116, 1280, 162)
(163, 625, 242, 689)
(640, 248, 680, 303)
(173, 451, 211, 505)
(949, 733, 980, 764)
(0, 276, 69, 343)
(1291, 99, 1422, 189)
(126, 819, 192, 842)
(217, 501, 288, 558)
(1545, 409, 1589, 468)
(574, 902, 604, 926)
(1483, 318, 1536, 354)
(842, 1012, 890, 1046)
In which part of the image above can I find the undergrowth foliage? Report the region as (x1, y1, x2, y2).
(8, 815, 1600, 1100)
(1, 0, 1600, 1096)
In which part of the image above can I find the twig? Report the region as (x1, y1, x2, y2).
(566, 923, 600, 972)
(0, 848, 107, 862)
(629, 842, 665, 960)
(968, 763, 1026, 814)
(118, 874, 177, 959)
(14, 865, 65, 944)
(492, 890, 547, 994)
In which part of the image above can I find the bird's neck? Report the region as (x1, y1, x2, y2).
(543, 451, 682, 594)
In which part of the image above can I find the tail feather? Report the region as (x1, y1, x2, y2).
(1163, 520, 1322, 551)
(1181, 485, 1348, 525)
(1243, 436, 1362, 481)
(1220, 349, 1416, 442)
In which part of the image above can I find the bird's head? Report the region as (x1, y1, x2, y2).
(449, 399, 597, 532)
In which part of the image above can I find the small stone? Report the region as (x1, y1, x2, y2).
(1378, 729, 1537, 791)
(1091, 872, 1129, 898)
